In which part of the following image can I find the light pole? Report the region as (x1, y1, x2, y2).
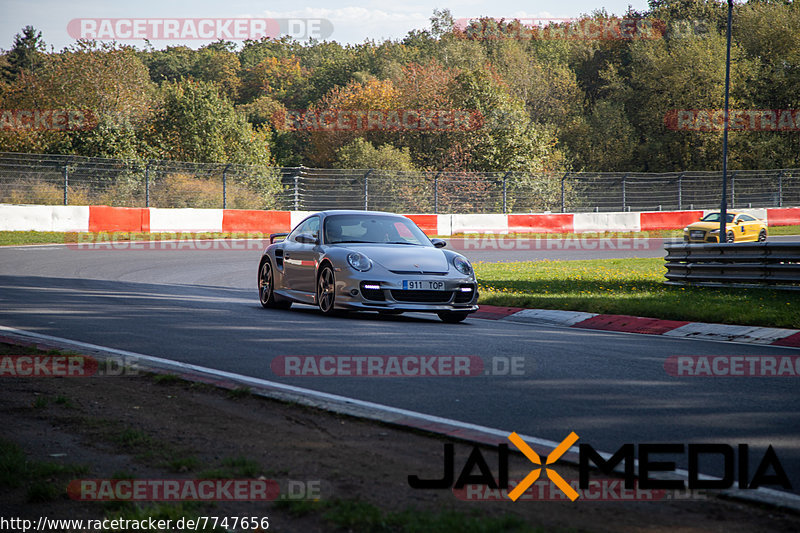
(719, 0, 733, 242)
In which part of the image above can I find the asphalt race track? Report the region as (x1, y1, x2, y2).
(1, 242, 799, 493)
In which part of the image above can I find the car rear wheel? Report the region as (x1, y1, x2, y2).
(758, 229, 767, 242)
(438, 311, 469, 323)
(726, 231, 735, 243)
(317, 264, 337, 315)
(259, 259, 291, 309)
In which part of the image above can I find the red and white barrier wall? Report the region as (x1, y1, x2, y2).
(1, 204, 799, 235)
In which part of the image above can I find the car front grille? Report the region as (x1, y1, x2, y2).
(390, 290, 454, 303)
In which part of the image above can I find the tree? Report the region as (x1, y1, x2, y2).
(145, 79, 271, 166)
(2, 26, 46, 83)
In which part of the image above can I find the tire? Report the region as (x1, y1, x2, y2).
(438, 311, 469, 323)
(317, 264, 338, 315)
(726, 231, 735, 244)
(758, 229, 767, 242)
(259, 259, 291, 309)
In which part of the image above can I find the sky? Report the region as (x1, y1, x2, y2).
(2, 0, 651, 51)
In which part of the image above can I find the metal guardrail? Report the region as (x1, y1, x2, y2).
(664, 242, 800, 290)
(2, 152, 800, 213)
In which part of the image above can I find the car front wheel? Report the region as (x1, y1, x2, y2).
(726, 231, 735, 243)
(317, 264, 337, 315)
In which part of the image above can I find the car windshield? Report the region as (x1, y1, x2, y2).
(324, 215, 432, 246)
(701, 213, 735, 223)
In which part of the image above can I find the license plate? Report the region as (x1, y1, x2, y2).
(690, 231, 705, 239)
(403, 280, 445, 290)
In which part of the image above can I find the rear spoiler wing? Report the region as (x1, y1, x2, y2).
(270, 233, 288, 244)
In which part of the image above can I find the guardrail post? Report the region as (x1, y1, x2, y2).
(502, 171, 511, 214)
(222, 164, 231, 209)
(434, 171, 441, 214)
(145, 161, 151, 208)
(363, 169, 373, 210)
(561, 172, 569, 213)
(778, 170, 784, 207)
(62, 163, 68, 205)
(731, 171, 737, 208)
(678, 173, 684, 210)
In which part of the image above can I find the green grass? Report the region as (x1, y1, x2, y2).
(0, 437, 88, 502)
(474, 257, 800, 329)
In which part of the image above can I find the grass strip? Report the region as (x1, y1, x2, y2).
(474, 257, 799, 329)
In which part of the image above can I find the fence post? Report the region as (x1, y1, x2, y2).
(622, 174, 628, 211)
(293, 173, 300, 210)
(778, 170, 784, 207)
(502, 171, 511, 214)
(364, 169, 373, 210)
(222, 164, 231, 209)
(561, 172, 569, 213)
(730, 171, 737, 208)
(434, 171, 441, 214)
(145, 161, 151, 208)
(678, 173, 684, 210)
(62, 163, 69, 206)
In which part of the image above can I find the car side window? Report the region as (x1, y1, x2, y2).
(740, 214, 755, 222)
(288, 216, 320, 242)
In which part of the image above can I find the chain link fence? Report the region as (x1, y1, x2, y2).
(1, 152, 798, 213)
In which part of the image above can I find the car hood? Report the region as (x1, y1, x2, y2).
(687, 222, 727, 231)
(333, 243, 451, 273)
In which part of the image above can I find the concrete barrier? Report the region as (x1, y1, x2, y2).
(0, 204, 89, 232)
(148, 208, 223, 232)
(2, 205, 798, 235)
(573, 212, 641, 233)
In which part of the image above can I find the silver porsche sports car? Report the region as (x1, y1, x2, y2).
(257, 210, 479, 322)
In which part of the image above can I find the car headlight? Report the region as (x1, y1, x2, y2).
(710, 229, 720, 233)
(683, 227, 689, 232)
(453, 256, 472, 275)
(347, 252, 372, 271)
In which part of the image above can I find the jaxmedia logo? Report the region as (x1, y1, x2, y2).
(0, 109, 98, 131)
(68, 18, 333, 40)
(665, 355, 800, 377)
(666, 109, 800, 132)
(271, 355, 525, 377)
(409, 432, 792, 501)
(0, 354, 137, 377)
(273, 109, 484, 132)
(67, 479, 279, 501)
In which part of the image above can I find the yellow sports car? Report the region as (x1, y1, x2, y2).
(683, 211, 768, 243)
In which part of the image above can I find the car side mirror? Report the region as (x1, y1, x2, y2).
(735, 219, 742, 224)
(431, 238, 446, 248)
(295, 233, 318, 245)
